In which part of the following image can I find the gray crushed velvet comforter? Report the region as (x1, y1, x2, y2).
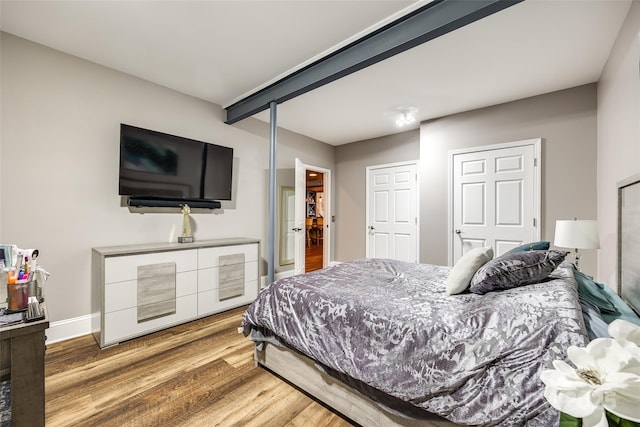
(241, 259, 588, 426)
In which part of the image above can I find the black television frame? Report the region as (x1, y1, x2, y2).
(119, 124, 233, 207)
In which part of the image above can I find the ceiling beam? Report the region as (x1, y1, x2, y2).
(225, 0, 523, 125)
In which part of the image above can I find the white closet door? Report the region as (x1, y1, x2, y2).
(450, 139, 541, 263)
(366, 162, 419, 262)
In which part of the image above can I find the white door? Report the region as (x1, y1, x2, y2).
(449, 139, 541, 264)
(366, 161, 419, 262)
(294, 158, 331, 274)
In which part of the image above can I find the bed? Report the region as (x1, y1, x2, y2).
(241, 254, 590, 426)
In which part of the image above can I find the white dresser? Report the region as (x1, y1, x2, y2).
(92, 238, 259, 348)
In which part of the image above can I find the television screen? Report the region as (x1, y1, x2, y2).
(119, 124, 233, 202)
(202, 143, 233, 200)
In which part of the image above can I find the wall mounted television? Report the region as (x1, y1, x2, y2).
(119, 124, 233, 207)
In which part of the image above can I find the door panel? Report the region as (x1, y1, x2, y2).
(495, 239, 522, 255)
(394, 234, 411, 261)
(374, 192, 389, 222)
(462, 182, 485, 225)
(496, 180, 522, 225)
(395, 189, 411, 223)
(374, 234, 389, 258)
(460, 238, 486, 253)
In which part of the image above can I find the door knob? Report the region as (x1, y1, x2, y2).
(292, 227, 302, 232)
(368, 225, 375, 230)
(455, 229, 461, 234)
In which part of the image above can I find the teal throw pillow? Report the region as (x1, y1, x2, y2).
(506, 241, 550, 254)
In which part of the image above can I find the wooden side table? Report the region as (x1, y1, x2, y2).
(0, 303, 48, 426)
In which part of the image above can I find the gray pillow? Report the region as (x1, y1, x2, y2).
(446, 246, 494, 295)
(469, 250, 568, 295)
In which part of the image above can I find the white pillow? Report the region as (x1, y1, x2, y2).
(446, 246, 494, 295)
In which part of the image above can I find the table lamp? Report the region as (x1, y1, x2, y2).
(554, 218, 600, 271)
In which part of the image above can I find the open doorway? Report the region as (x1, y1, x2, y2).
(305, 169, 325, 272)
(295, 158, 330, 275)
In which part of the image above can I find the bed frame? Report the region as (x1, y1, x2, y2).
(255, 343, 458, 427)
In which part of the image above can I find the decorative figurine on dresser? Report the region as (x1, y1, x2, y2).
(179, 204, 194, 243)
(0, 244, 50, 426)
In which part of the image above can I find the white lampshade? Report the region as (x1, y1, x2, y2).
(554, 219, 600, 250)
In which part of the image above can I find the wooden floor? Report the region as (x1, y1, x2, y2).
(45, 306, 353, 427)
(305, 241, 324, 272)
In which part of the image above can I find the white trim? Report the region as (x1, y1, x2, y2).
(447, 138, 542, 265)
(47, 314, 93, 344)
(295, 159, 332, 273)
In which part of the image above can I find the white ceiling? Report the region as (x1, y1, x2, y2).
(0, 0, 632, 146)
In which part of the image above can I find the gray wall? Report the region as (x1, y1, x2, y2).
(0, 33, 334, 323)
(420, 84, 598, 274)
(334, 130, 420, 261)
(597, 1, 640, 288)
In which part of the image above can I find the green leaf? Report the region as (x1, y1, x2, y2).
(608, 412, 622, 427)
(560, 412, 582, 427)
(605, 411, 640, 427)
(558, 411, 640, 427)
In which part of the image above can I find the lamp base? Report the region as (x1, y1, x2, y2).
(573, 249, 581, 271)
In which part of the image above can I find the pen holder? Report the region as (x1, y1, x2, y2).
(7, 282, 28, 311)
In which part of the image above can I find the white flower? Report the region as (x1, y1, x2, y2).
(609, 319, 640, 374)
(609, 319, 640, 345)
(541, 334, 640, 427)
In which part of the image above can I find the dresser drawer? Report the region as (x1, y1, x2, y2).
(104, 250, 197, 284)
(197, 244, 258, 269)
(197, 260, 258, 292)
(197, 278, 258, 316)
(103, 293, 197, 346)
(104, 270, 197, 313)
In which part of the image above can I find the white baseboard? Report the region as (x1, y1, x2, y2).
(47, 314, 93, 345)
